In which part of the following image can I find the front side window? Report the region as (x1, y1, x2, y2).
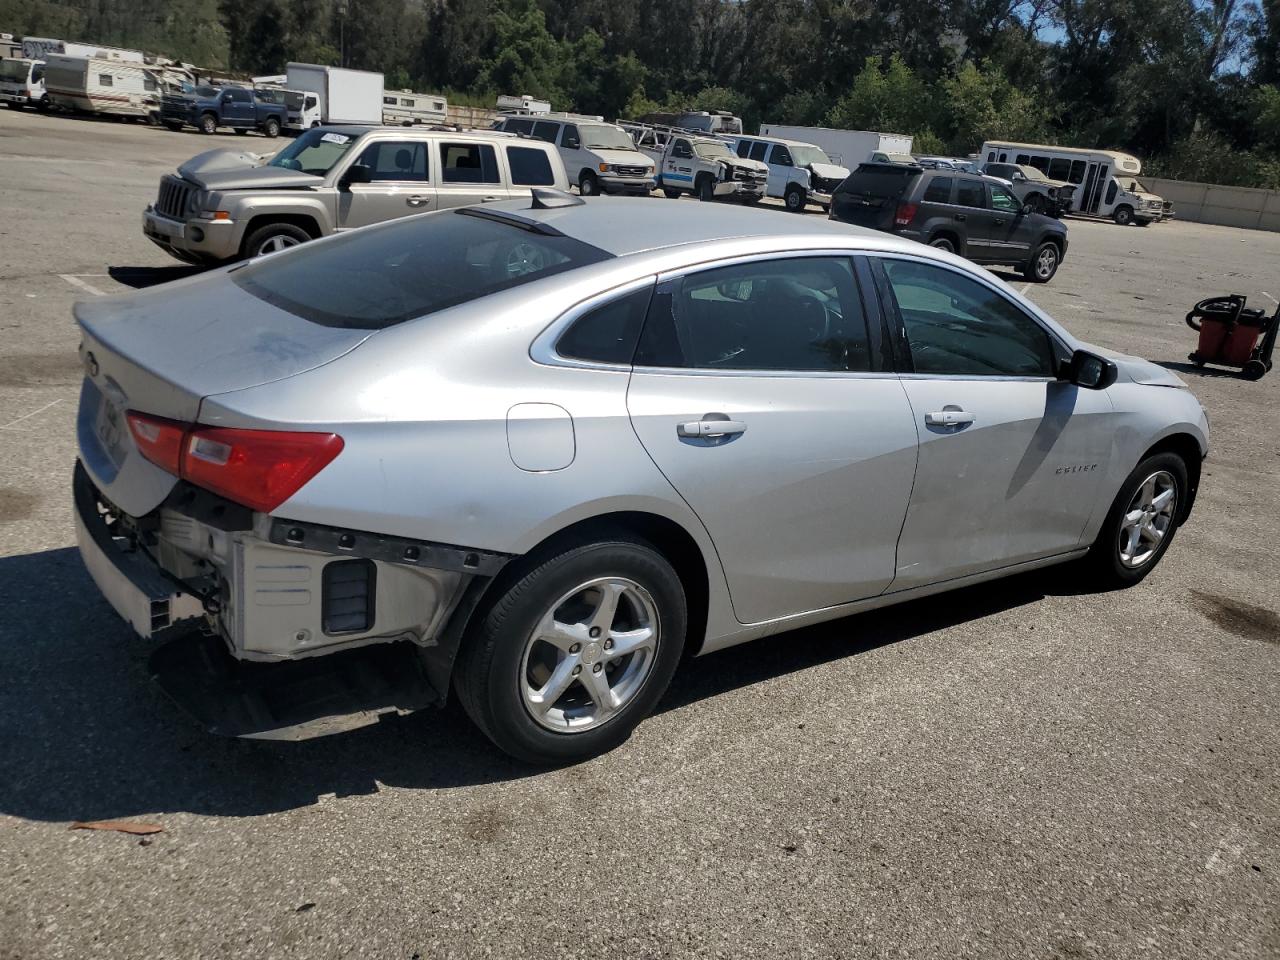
(234, 210, 612, 330)
(636, 257, 871, 373)
(351, 141, 428, 182)
(671, 138, 693, 159)
(556, 286, 653, 364)
(955, 178, 986, 208)
(506, 145, 555, 185)
(560, 124, 579, 148)
(878, 258, 1056, 377)
(989, 186, 1020, 212)
(769, 144, 794, 166)
(441, 142, 499, 184)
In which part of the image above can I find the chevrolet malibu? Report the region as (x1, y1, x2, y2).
(74, 193, 1208, 763)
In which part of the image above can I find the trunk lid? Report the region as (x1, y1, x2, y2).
(833, 167, 918, 229)
(75, 269, 373, 517)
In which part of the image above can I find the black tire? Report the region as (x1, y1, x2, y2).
(199, 112, 218, 135)
(163, 121, 183, 132)
(929, 235, 956, 253)
(263, 116, 280, 138)
(232, 127, 247, 135)
(784, 184, 806, 212)
(453, 537, 687, 764)
(1023, 240, 1060, 282)
(578, 171, 600, 196)
(1112, 205, 1134, 226)
(696, 176, 715, 202)
(9, 102, 22, 111)
(241, 222, 311, 259)
(1080, 452, 1189, 589)
(661, 188, 682, 200)
(1243, 359, 1267, 381)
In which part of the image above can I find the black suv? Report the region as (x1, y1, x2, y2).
(829, 164, 1068, 283)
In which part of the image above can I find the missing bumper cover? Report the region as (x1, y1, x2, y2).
(268, 517, 510, 577)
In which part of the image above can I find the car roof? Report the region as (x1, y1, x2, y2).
(478, 196, 894, 258)
(735, 134, 819, 148)
(316, 124, 525, 141)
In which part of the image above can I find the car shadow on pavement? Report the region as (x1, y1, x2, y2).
(0, 545, 1079, 823)
(107, 265, 207, 289)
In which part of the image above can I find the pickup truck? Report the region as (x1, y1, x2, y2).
(622, 124, 768, 202)
(160, 84, 287, 138)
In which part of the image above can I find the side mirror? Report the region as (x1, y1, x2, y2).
(1021, 202, 1034, 216)
(564, 137, 580, 149)
(341, 165, 372, 186)
(1059, 349, 1118, 390)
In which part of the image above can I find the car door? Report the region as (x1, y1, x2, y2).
(335, 139, 435, 229)
(952, 177, 999, 261)
(436, 141, 507, 208)
(558, 123, 584, 180)
(766, 143, 794, 196)
(626, 255, 919, 625)
(986, 182, 1035, 261)
(664, 137, 695, 188)
(869, 255, 1115, 590)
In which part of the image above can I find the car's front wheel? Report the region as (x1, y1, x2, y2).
(199, 113, 218, 135)
(1082, 452, 1188, 588)
(454, 537, 687, 764)
(242, 222, 311, 258)
(784, 184, 806, 212)
(578, 171, 600, 196)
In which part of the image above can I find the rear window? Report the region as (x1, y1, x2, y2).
(841, 166, 919, 199)
(232, 211, 612, 330)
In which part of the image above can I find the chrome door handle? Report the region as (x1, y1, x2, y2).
(677, 419, 747, 438)
(925, 410, 975, 427)
(406, 196, 429, 207)
(482, 195, 501, 202)
(953, 213, 967, 221)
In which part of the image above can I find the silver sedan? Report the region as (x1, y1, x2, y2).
(73, 192, 1209, 762)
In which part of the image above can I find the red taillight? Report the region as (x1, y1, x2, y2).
(894, 202, 919, 226)
(126, 412, 343, 513)
(127, 412, 186, 475)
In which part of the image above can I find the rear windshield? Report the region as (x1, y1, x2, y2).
(232, 210, 612, 329)
(841, 166, 919, 198)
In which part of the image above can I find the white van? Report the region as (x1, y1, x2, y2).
(493, 113, 656, 196)
(980, 141, 1171, 225)
(723, 134, 850, 212)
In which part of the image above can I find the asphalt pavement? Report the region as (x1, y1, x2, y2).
(0, 107, 1277, 960)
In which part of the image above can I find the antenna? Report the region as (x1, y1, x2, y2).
(530, 188, 585, 209)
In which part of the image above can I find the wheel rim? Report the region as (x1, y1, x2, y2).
(257, 234, 300, 255)
(1036, 246, 1057, 278)
(519, 577, 660, 733)
(787, 192, 801, 209)
(1117, 470, 1177, 568)
(931, 238, 953, 252)
(580, 177, 596, 195)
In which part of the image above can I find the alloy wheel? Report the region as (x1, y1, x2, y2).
(1036, 246, 1057, 279)
(257, 234, 300, 255)
(1117, 470, 1177, 568)
(519, 577, 660, 733)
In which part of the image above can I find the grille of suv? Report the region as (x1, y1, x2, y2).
(156, 175, 194, 220)
(614, 165, 648, 178)
(733, 167, 766, 183)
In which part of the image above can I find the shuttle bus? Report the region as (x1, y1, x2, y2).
(980, 141, 1171, 225)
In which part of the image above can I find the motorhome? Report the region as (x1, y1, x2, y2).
(382, 89, 448, 126)
(496, 93, 550, 115)
(1, 34, 21, 59)
(639, 109, 743, 135)
(44, 54, 187, 119)
(979, 141, 1172, 225)
(21, 37, 143, 62)
(0, 57, 47, 109)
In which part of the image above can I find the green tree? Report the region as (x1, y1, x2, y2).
(940, 59, 1050, 153)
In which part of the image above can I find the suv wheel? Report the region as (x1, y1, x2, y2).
(454, 538, 687, 764)
(1023, 241, 1060, 282)
(929, 236, 956, 253)
(1113, 205, 1134, 226)
(1081, 453, 1187, 588)
(578, 172, 600, 196)
(199, 113, 217, 135)
(242, 222, 311, 259)
(784, 184, 806, 212)
(263, 117, 280, 138)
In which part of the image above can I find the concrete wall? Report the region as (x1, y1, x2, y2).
(1141, 176, 1280, 233)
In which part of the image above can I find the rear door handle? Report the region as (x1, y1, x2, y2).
(953, 213, 967, 221)
(677, 419, 747, 438)
(406, 196, 430, 207)
(993, 218, 1006, 226)
(925, 409, 975, 427)
(482, 195, 501, 202)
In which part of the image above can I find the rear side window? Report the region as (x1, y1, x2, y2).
(532, 121, 559, 143)
(955, 179, 986, 208)
(735, 140, 751, 158)
(441, 142, 499, 184)
(748, 141, 768, 161)
(506, 146, 555, 185)
(233, 211, 612, 330)
(636, 257, 871, 373)
(503, 117, 533, 135)
(556, 286, 653, 364)
(922, 176, 952, 203)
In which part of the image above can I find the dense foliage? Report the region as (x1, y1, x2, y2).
(2, 0, 1276, 187)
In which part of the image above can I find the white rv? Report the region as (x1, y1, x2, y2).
(44, 54, 185, 119)
(979, 141, 1171, 225)
(382, 89, 448, 126)
(497, 93, 551, 115)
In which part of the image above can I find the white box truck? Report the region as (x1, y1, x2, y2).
(758, 125, 914, 166)
(285, 63, 383, 125)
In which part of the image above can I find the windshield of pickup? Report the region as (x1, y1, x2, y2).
(268, 128, 358, 176)
(0, 60, 31, 82)
(695, 140, 733, 160)
(579, 124, 637, 151)
(789, 145, 833, 167)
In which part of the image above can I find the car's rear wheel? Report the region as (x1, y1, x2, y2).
(929, 236, 956, 253)
(1024, 241, 1059, 282)
(242, 222, 311, 258)
(1081, 452, 1188, 588)
(454, 538, 686, 764)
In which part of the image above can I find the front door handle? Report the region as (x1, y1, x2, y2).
(953, 213, 967, 221)
(406, 196, 430, 207)
(677, 419, 747, 439)
(993, 218, 1006, 226)
(924, 409, 975, 427)
(482, 195, 501, 202)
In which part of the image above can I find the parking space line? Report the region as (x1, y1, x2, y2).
(1262, 291, 1278, 306)
(0, 399, 64, 431)
(1019, 283, 1032, 296)
(59, 274, 107, 297)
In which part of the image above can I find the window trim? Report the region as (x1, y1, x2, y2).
(867, 253, 1070, 380)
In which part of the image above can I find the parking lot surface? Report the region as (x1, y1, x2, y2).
(1, 109, 1277, 959)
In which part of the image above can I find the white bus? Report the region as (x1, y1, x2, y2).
(980, 140, 1171, 225)
(382, 90, 447, 127)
